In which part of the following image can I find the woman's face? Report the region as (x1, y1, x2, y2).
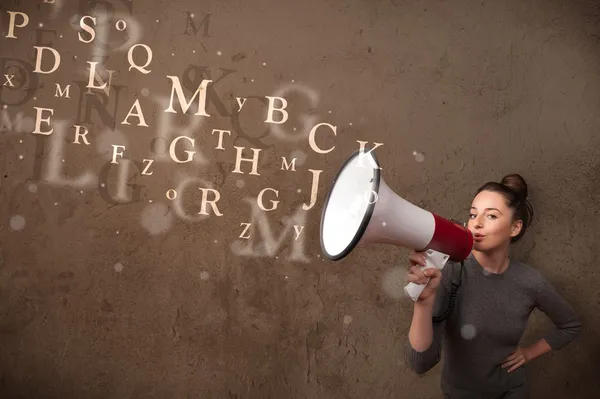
(467, 190, 522, 251)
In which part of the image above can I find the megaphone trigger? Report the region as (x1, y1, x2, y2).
(403, 248, 451, 301)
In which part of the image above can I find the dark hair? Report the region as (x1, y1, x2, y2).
(475, 173, 534, 243)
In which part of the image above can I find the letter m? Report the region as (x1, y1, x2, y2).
(55, 83, 71, 98)
(183, 12, 212, 37)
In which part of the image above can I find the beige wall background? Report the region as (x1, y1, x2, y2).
(1, 0, 599, 398)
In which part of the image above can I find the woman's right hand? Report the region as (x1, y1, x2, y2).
(407, 250, 443, 305)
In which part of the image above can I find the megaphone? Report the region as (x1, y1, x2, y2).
(319, 149, 473, 301)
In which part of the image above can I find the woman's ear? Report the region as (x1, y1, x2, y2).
(510, 219, 523, 238)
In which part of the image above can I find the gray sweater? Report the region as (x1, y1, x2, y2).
(406, 253, 582, 397)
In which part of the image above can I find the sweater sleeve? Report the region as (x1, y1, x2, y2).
(406, 315, 445, 375)
(405, 262, 454, 375)
(535, 271, 582, 350)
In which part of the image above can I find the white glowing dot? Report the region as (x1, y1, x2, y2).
(148, 199, 153, 203)
(200, 271, 210, 280)
(172, 53, 174, 56)
(116, 230, 119, 234)
(2, 105, 6, 109)
(349, 122, 353, 126)
(296, 188, 301, 193)
(276, 256, 279, 259)
(328, 110, 332, 114)
(61, 159, 65, 163)
(217, 50, 222, 56)
(60, 34, 63, 38)
(19, 139, 22, 143)
(461, 324, 477, 340)
(291, 79, 295, 82)
(191, 13, 195, 17)
(38, 23, 44, 28)
(381, 266, 406, 300)
(22, 116, 34, 132)
(140, 203, 173, 235)
(54, 202, 58, 206)
(262, 62, 266, 66)
(18, 155, 23, 160)
(28, 183, 37, 193)
(284, 275, 288, 279)
(114, 262, 124, 272)
(10, 215, 26, 231)
(74, 55, 77, 59)
(79, 190, 83, 194)
(413, 151, 425, 163)
(382, 222, 387, 227)
(343, 315, 353, 325)
(33, 97, 37, 100)
(293, 127, 296, 131)
(317, 254, 321, 258)
(193, 50, 196, 54)
(100, 183, 105, 187)
(156, 19, 159, 22)
(290, 150, 307, 166)
(251, 79, 254, 82)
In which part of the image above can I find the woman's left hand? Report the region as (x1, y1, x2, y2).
(501, 347, 531, 373)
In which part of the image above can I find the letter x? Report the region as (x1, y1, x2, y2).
(3, 75, 15, 87)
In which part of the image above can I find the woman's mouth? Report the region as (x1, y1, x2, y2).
(473, 233, 485, 241)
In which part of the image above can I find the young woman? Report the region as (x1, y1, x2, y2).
(405, 174, 582, 398)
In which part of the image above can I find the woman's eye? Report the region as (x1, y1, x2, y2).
(469, 214, 496, 219)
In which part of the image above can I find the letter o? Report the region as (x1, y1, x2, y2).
(115, 20, 127, 31)
(364, 190, 378, 204)
(166, 189, 177, 200)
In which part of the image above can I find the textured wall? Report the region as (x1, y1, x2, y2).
(1, 0, 599, 398)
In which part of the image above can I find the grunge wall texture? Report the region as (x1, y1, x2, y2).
(1, 0, 599, 398)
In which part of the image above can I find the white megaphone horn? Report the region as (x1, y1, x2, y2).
(319, 148, 473, 301)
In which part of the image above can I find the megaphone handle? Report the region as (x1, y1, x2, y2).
(404, 267, 434, 302)
(404, 249, 449, 302)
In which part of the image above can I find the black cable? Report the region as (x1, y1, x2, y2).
(432, 218, 466, 323)
(432, 259, 463, 323)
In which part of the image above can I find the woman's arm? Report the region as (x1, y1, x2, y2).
(406, 297, 446, 375)
(406, 263, 453, 375)
(525, 338, 552, 361)
(409, 299, 436, 351)
(504, 270, 579, 372)
(534, 271, 582, 350)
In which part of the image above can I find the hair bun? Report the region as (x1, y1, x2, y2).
(500, 174, 528, 199)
